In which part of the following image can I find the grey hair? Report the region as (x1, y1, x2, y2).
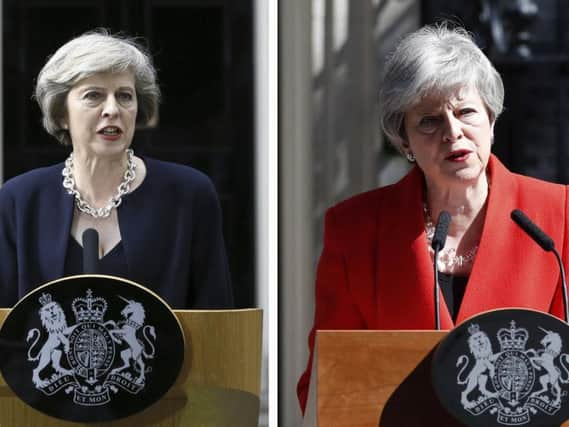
(379, 23, 504, 149)
(34, 29, 160, 145)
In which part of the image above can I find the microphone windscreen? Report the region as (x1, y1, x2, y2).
(432, 210, 451, 251)
(511, 209, 555, 251)
(82, 228, 100, 274)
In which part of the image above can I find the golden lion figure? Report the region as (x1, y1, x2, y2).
(27, 299, 76, 387)
(456, 330, 499, 409)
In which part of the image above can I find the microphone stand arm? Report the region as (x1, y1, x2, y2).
(434, 250, 441, 330)
(552, 248, 569, 324)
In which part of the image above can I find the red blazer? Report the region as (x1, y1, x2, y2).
(297, 155, 569, 413)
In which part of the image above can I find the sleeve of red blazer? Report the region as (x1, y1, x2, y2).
(297, 207, 366, 414)
(548, 185, 569, 318)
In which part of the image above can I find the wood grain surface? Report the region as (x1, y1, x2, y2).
(0, 308, 262, 427)
(314, 330, 569, 427)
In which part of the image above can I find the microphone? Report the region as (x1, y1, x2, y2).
(432, 211, 451, 251)
(432, 211, 451, 330)
(511, 209, 568, 323)
(82, 228, 100, 274)
(511, 210, 554, 251)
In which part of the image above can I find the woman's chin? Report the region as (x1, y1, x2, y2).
(430, 165, 485, 186)
(449, 167, 486, 184)
(80, 140, 132, 157)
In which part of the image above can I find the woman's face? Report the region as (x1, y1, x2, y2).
(64, 71, 137, 158)
(403, 86, 494, 187)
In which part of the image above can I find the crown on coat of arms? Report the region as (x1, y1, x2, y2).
(38, 293, 53, 306)
(497, 320, 529, 351)
(72, 289, 107, 323)
(468, 323, 480, 335)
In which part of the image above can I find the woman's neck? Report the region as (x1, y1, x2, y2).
(424, 173, 490, 239)
(71, 150, 129, 208)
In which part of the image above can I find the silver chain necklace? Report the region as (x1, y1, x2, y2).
(62, 149, 136, 219)
(423, 203, 479, 270)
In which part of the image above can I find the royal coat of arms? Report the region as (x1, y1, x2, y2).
(456, 320, 569, 425)
(26, 289, 157, 406)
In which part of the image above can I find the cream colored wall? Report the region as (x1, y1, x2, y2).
(254, 1, 273, 425)
(254, 0, 270, 329)
(280, 0, 313, 426)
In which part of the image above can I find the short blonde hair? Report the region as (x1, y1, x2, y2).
(34, 29, 160, 144)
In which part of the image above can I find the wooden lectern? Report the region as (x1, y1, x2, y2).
(303, 330, 569, 426)
(0, 308, 262, 427)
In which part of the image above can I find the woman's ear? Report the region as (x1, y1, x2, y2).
(398, 140, 416, 162)
(59, 116, 69, 130)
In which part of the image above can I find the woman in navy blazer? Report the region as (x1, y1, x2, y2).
(0, 30, 233, 309)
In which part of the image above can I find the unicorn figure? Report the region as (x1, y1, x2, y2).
(527, 328, 569, 407)
(106, 296, 156, 385)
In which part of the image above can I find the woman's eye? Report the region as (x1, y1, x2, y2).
(117, 92, 134, 103)
(418, 116, 440, 133)
(84, 91, 101, 101)
(459, 108, 483, 124)
(420, 116, 437, 125)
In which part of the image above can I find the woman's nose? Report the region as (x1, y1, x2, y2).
(442, 114, 463, 142)
(102, 96, 119, 118)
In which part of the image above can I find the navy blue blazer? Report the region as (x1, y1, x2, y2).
(0, 157, 233, 309)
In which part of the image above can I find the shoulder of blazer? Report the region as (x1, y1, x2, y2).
(490, 154, 565, 199)
(492, 156, 565, 214)
(511, 171, 565, 197)
(486, 155, 566, 248)
(0, 163, 63, 202)
(143, 157, 218, 199)
(144, 157, 212, 184)
(325, 167, 421, 246)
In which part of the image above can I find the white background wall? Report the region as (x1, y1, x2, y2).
(254, 0, 276, 425)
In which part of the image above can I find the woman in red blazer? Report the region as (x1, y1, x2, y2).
(297, 23, 569, 413)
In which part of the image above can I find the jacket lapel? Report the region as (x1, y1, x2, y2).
(39, 165, 74, 282)
(456, 156, 560, 323)
(375, 167, 453, 330)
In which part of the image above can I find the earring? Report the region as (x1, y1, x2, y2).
(406, 152, 416, 162)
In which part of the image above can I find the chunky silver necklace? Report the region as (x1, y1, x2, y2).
(62, 149, 136, 219)
(423, 203, 479, 270)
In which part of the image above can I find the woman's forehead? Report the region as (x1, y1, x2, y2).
(72, 70, 135, 89)
(411, 86, 481, 111)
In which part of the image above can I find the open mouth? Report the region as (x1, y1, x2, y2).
(98, 126, 122, 136)
(445, 150, 471, 161)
